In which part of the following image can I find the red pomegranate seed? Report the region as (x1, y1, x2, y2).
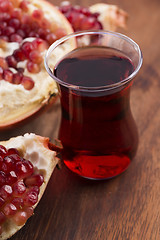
(2, 156, 15, 173)
(11, 9, 22, 20)
(37, 28, 50, 39)
(0, 22, 7, 31)
(0, 35, 9, 42)
(21, 76, 34, 90)
(0, 157, 3, 168)
(27, 61, 40, 73)
(13, 49, 25, 61)
(9, 18, 20, 29)
(40, 18, 50, 29)
(0, 67, 3, 80)
(6, 171, 17, 185)
(32, 9, 43, 20)
(23, 188, 38, 206)
(46, 33, 57, 45)
(17, 67, 24, 73)
(0, 145, 7, 157)
(12, 210, 28, 226)
(15, 161, 28, 179)
(25, 206, 33, 218)
(10, 33, 23, 43)
(3, 26, 15, 36)
(0, 185, 12, 200)
(12, 72, 23, 84)
(6, 55, 17, 68)
(0, 58, 8, 69)
(0, 1, 13, 13)
(54, 28, 66, 39)
(13, 180, 26, 196)
(21, 41, 34, 58)
(0, 172, 6, 187)
(3, 69, 13, 83)
(24, 174, 44, 187)
(16, 29, 26, 38)
(0, 12, 10, 22)
(22, 160, 34, 176)
(19, 0, 29, 12)
(0, 211, 6, 224)
(3, 203, 17, 217)
(7, 148, 20, 156)
(32, 38, 48, 51)
(11, 197, 24, 209)
(0, 197, 5, 208)
(6, 154, 21, 162)
(28, 31, 39, 38)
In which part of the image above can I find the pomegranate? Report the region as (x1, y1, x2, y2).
(0, 133, 61, 239)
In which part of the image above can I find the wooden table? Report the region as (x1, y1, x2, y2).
(1, 0, 160, 239)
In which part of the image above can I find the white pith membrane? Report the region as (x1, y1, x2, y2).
(0, 133, 59, 240)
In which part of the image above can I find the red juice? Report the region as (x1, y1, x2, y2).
(54, 46, 138, 179)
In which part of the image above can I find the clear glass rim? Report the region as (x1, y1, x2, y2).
(44, 30, 143, 92)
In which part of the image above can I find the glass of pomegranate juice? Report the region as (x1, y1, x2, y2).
(45, 30, 143, 180)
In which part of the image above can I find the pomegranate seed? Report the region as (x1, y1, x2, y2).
(40, 18, 50, 29)
(3, 69, 13, 83)
(3, 26, 15, 36)
(0, 172, 6, 186)
(0, 35, 9, 42)
(10, 33, 23, 43)
(13, 49, 25, 61)
(32, 38, 48, 51)
(13, 180, 26, 196)
(21, 41, 34, 58)
(21, 76, 34, 90)
(46, 33, 57, 45)
(6, 154, 21, 162)
(25, 206, 33, 218)
(55, 28, 66, 39)
(24, 174, 44, 187)
(28, 31, 39, 38)
(16, 29, 26, 38)
(3, 203, 17, 217)
(11, 197, 24, 209)
(0, 211, 6, 224)
(32, 9, 43, 20)
(27, 61, 40, 73)
(12, 72, 23, 84)
(37, 28, 50, 39)
(0, 1, 12, 13)
(6, 55, 17, 68)
(0, 185, 12, 200)
(7, 148, 20, 156)
(15, 161, 28, 179)
(19, 0, 29, 12)
(2, 156, 15, 173)
(17, 67, 24, 73)
(0, 12, 10, 22)
(0, 22, 7, 31)
(0, 157, 3, 168)
(0, 145, 7, 157)
(0, 67, 3, 80)
(22, 160, 34, 176)
(9, 18, 20, 29)
(23, 188, 38, 206)
(6, 171, 17, 185)
(0, 58, 8, 69)
(11, 9, 22, 20)
(12, 210, 28, 226)
(0, 197, 5, 208)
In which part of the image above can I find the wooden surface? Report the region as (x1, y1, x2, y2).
(1, 0, 160, 239)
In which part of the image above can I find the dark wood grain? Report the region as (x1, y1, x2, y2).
(1, 0, 160, 239)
